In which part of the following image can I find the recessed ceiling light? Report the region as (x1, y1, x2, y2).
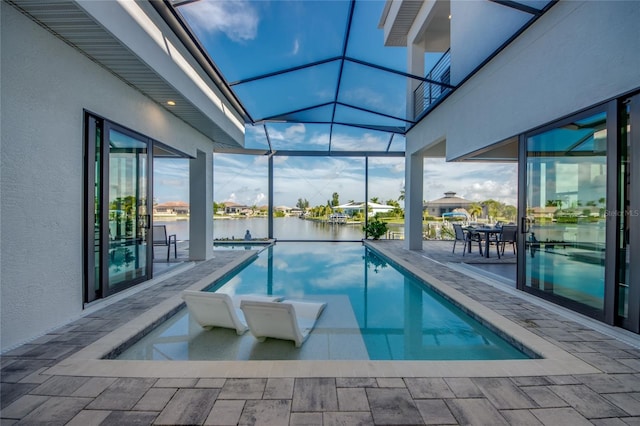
(167, 100, 176, 106)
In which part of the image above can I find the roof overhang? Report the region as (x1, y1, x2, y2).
(7, 0, 245, 149)
(452, 137, 519, 162)
(379, 0, 450, 50)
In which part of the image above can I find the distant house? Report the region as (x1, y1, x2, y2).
(274, 205, 292, 215)
(423, 192, 473, 217)
(528, 206, 558, 220)
(333, 201, 394, 217)
(223, 201, 248, 215)
(154, 201, 189, 216)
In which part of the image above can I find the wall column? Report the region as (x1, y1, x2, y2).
(407, 43, 425, 121)
(189, 149, 213, 260)
(404, 152, 424, 250)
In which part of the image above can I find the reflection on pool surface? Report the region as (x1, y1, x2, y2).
(118, 243, 530, 361)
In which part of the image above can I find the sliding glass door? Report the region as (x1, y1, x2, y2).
(618, 94, 640, 332)
(106, 125, 151, 292)
(521, 108, 608, 318)
(85, 114, 152, 303)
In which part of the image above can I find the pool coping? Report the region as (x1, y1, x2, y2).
(44, 242, 601, 378)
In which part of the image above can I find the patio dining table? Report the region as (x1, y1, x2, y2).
(466, 227, 502, 258)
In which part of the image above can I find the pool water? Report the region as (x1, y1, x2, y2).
(118, 242, 530, 361)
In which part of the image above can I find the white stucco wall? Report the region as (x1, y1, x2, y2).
(0, 3, 218, 351)
(449, 0, 529, 85)
(407, 1, 640, 160)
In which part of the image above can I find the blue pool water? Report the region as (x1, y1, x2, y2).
(118, 243, 530, 361)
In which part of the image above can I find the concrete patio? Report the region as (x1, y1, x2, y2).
(2, 240, 640, 425)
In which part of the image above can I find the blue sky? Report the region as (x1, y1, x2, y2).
(152, 1, 518, 207)
(154, 154, 517, 207)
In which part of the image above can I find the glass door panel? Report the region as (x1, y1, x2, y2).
(107, 128, 150, 291)
(524, 111, 608, 316)
(618, 104, 630, 321)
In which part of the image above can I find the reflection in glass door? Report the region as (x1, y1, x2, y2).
(618, 94, 640, 332)
(85, 115, 152, 303)
(523, 110, 608, 318)
(107, 127, 151, 291)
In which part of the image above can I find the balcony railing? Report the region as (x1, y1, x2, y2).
(413, 49, 452, 120)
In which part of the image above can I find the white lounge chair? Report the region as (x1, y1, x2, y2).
(240, 299, 327, 347)
(181, 290, 283, 335)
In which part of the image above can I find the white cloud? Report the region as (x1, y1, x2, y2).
(330, 131, 389, 151)
(291, 38, 300, 55)
(267, 123, 307, 145)
(253, 192, 266, 205)
(423, 158, 517, 205)
(181, 0, 259, 42)
(341, 87, 387, 111)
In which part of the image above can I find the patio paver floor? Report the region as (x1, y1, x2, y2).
(2, 241, 640, 425)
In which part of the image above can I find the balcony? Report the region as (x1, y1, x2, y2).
(413, 49, 452, 120)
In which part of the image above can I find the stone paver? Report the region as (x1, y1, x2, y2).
(219, 378, 266, 400)
(16, 396, 92, 425)
(365, 388, 423, 425)
(70, 377, 117, 398)
(472, 378, 537, 410)
(0, 394, 49, 419)
(205, 399, 245, 425)
(337, 387, 369, 411)
(415, 399, 457, 425)
(405, 377, 455, 399)
(446, 398, 510, 426)
(263, 378, 294, 399)
(521, 385, 568, 408)
(499, 409, 544, 425)
(323, 411, 374, 426)
(238, 399, 291, 426)
(530, 407, 593, 426)
(133, 387, 178, 411)
(292, 378, 338, 412)
(102, 410, 158, 425)
(289, 412, 323, 425)
(66, 409, 112, 426)
(2, 242, 640, 425)
(548, 384, 628, 419)
(29, 375, 89, 396)
(154, 388, 219, 425)
(86, 377, 157, 410)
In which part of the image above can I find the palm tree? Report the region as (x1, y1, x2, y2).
(468, 202, 483, 221)
(370, 197, 380, 204)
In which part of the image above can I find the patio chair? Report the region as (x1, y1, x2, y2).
(499, 225, 518, 255)
(452, 223, 482, 256)
(181, 291, 283, 335)
(240, 299, 327, 347)
(153, 225, 177, 261)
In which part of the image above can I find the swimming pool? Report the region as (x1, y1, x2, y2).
(118, 242, 530, 361)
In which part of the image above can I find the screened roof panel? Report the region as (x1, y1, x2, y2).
(330, 125, 392, 152)
(333, 104, 407, 133)
(244, 124, 271, 150)
(267, 103, 335, 124)
(232, 60, 340, 120)
(338, 61, 408, 120)
(266, 123, 331, 151)
(345, 1, 406, 70)
(177, 0, 348, 82)
(388, 134, 406, 152)
(169, 0, 555, 154)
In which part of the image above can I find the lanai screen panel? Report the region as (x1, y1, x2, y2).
(273, 156, 365, 240)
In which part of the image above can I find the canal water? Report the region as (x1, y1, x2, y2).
(155, 217, 404, 241)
